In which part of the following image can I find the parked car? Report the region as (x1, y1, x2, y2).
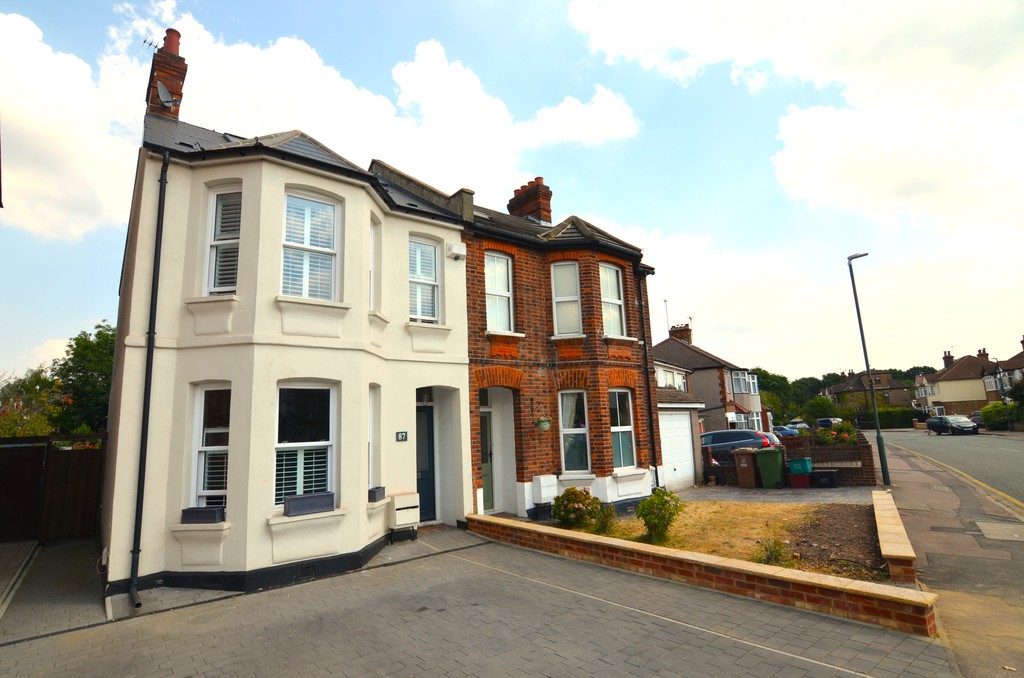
(926, 415, 979, 435)
(971, 411, 983, 426)
(816, 417, 843, 428)
(700, 429, 784, 464)
(772, 425, 800, 437)
(787, 419, 810, 430)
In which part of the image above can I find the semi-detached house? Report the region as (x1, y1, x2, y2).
(102, 29, 660, 605)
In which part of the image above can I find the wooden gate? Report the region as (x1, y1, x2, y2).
(0, 434, 106, 543)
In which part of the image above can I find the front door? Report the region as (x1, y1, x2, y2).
(416, 405, 436, 521)
(481, 410, 494, 511)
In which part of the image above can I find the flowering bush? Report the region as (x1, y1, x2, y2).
(814, 422, 857, 446)
(636, 488, 685, 544)
(552, 486, 602, 528)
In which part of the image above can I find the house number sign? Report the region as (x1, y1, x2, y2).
(396, 431, 408, 442)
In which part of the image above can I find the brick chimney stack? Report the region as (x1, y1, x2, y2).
(977, 348, 989, 361)
(146, 28, 187, 120)
(669, 323, 692, 344)
(942, 351, 954, 368)
(507, 177, 552, 224)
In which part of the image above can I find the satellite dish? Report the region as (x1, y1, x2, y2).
(156, 81, 180, 108)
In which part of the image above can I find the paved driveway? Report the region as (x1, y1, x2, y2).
(1, 527, 952, 677)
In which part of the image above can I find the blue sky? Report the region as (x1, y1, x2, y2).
(2, 0, 1022, 381)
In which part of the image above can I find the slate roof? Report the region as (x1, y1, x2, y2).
(652, 336, 744, 372)
(142, 114, 462, 225)
(469, 209, 646, 260)
(827, 371, 911, 394)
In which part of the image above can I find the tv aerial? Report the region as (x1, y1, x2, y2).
(156, 81, 181, 108)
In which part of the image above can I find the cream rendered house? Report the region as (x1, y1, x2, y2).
(102, 30, 471, 605)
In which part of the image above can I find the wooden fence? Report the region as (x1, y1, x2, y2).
(0, 433, 106, 543)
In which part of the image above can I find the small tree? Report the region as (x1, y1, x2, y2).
(0, 368, 67, 437)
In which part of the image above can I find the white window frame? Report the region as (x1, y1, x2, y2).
(194, 385, 230, 507)
(599, 263, 626, 337)
(409, 237, 440, 323)
(275, 384, 336, 506)
(609, 389, 636, 468)
(551, 262, 582, 336)
(207, 187, 242, 295)
(558, 390, 590, 473)
(485, 252, 513, 332)
(732, 370, 748, 394)
(676, 370, 687, 392)
(748, 373, 759, 395)
(368, 384, 381, 490)
(282, 193, 338, 301)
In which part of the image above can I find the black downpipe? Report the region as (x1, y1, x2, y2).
(129, 151, 170, 609)
(636, 266, 661, 489)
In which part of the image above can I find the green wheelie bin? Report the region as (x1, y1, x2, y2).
(756, 447, 785, 489)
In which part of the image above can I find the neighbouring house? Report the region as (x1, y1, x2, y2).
(450, 177, 662, 516)
(823, 370, 914, 409)
(984, 335, 1024, 401)
(914, 349, 995, 416)
(103, 30, 473, 603)
(654, 360, 706, 490)
(653, 324, 766, 433)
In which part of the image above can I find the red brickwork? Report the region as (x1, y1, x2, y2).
(463, 227, 661, 511)
(468, 514, 938, 637)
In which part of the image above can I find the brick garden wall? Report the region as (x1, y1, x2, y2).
(468, 514, 937, 637)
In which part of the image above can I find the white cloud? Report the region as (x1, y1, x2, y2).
(0, 4, 639, 240)
(32, 338, 68, 367)
(568, 0, 1024, 236)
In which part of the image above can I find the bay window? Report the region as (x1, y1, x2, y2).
(275, 386, 333, 505)
(208, 189, 241, 294)
(599, 263, 625, 337)
(551, 262, 582, 335)
(409, 238, 439, 323)
(609, 390, 635, 468)
(282, 194, 337, 300)
(559, 390, 590, 472)
(195, 387, 230, 507)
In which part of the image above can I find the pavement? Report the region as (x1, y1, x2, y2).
(0, 430, 1020, 676)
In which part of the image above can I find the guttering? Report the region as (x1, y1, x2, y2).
(129, 150, 170, 609)
(635, 264, 661, 488)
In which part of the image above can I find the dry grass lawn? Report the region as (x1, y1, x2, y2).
(598, 501, 816, 561)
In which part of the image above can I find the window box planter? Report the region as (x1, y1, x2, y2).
(368, 486, 386, 503)
(180, 506, 226, 524)
(283, 491, 335, 517)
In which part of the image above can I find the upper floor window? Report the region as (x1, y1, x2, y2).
(208, 189, 241, 294)
(658, 368, 687, 391)
(276, 385, 334, 505)
(369, 216, 382, 312)
(485, 252, 513, 332)
(599, 263, 625, 337)
(748, 373, 759, 395)
(282, 194, 337, 301)
(551, 262, 582, 335)
(559, 390, 590, 472)
(732, 370, 754, 395)
(409, 238, 439, 323)
(195, 386, 230, 507)
(609, 389, 636, 468)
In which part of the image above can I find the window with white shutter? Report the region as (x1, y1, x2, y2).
(409, 238, 439, 323)
(208, 190, 241, 294)
(282, 194, 337, 301)
(195, 386, 230, 506)
(275, 386, 334, 505)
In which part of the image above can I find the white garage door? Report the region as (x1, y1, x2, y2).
(659, 411, 694, 490)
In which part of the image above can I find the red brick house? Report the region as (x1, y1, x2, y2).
(461, 178, 660, 517)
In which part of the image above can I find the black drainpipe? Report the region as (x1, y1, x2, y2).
(129, 150, 170, 609)
(635, 265, 661, 489)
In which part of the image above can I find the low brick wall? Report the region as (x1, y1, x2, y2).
(467, 514, 937, 637)
(873, 490, 918, 584)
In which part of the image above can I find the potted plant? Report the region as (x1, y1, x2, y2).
(283, 491, 335, 516)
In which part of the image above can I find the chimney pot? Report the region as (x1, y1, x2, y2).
(163, 28, 181, 55)
(507, 177, 553, 224)
(669, 323, 692, 344)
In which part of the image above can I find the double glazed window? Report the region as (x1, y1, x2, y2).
(609, 390, 636, 468)
(409, 238, 439, 323)
(559, 390, 590, 472)
(196, 387, 230, 506)
(282, 195, 336, 300)
(209, 190, 241, 294)
(551, 262, 582, 335)
(599, 263, 625, 337)
(485, 252, 513, 332)
(275, 387, 333, 505)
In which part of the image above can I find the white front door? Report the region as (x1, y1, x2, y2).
(660, 411, 695, 490)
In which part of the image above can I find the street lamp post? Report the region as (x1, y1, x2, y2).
(847, 253, 891, 486)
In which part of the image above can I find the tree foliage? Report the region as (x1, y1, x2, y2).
(888, 365, 937, 384)
(802, 395, 837, 420)
(50, 321, 116, 433)
(0, 368, 67, 437)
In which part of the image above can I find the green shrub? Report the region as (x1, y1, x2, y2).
(593, 503, 618, 534)
(552, 486, 601, 528)
(752, 535, 789, 565)
(635, 488, 684, 544)
(814, 421, 857, 446)
(981, 402, 1012, 430)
